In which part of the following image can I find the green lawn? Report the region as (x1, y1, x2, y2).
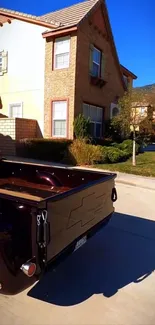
(95, 152, 155, 177)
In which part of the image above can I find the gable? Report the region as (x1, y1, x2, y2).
(83, 2, 125, 91)
(90, 5, 108, 39)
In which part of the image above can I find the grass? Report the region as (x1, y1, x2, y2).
(94, 152, 155, 177)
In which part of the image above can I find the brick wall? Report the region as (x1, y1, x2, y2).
(16, 118, 37, 140)
(44, 34, 77, 139)
(75, 4, 125, 121)
(0, 119, 16, 155)
(0, 118, 37, 156)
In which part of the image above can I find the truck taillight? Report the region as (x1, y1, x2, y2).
(20, 262, 36, 277)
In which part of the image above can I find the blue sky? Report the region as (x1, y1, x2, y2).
(1, 0, 154, 87)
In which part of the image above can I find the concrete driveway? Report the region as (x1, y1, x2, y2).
(0, 183, 155, 325)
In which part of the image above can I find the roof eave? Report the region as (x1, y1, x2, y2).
(101, 2, 127, 90)
(0, 10, 57, 28)
(42, 25, 77, 38)
(121, 64, 137, 80)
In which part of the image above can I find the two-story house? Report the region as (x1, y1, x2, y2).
(0, 0, 137, 141)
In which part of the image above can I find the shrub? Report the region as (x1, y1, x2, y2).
(69, 139, 103, 165)
(73, 114, 91, 139)
(107, 147, 125, 163)
(17, 138, 72, 162)
(69, 141, 130, 165)
(112, 139, 140, 156)
(91, 137, 113, 147)
(105, 119, 124, 142)
(101, 146, 109, 163)
(111, 142, 121, 149)
(119, 139, 140, 155)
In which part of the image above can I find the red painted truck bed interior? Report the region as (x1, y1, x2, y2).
(0, 160, 113, 203)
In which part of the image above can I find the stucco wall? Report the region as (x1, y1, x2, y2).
(0, 19, 46, 135)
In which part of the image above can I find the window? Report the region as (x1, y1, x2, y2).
(89, 45, 105, 79)
(83, 103, 103, 138)
(52, 101, 67, 137)
(54, 37, 70, 69)
(92, 47, 101, 77)
(140, 107, 146, 115)
(110, 103, 120, 119)
(9, 103, 23, 118)
(0, 50, 8, 75)
(0, 52, 2, 73)
(123, 74, 128, 87)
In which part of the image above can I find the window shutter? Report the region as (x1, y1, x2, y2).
(2, 51, 8, 73)
(101, 52, 105, 79)
(89, 44, 94, 75)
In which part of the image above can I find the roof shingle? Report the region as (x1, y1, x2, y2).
(0, 7, 61, 27)
(40, 0, 100, 28)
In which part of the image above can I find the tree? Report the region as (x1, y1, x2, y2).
(111, 90, 155, 166)
(139, 92, 155, 141)
(73, 114, 91, 139)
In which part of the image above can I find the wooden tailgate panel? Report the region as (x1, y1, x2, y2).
(46, 178, 114, 261)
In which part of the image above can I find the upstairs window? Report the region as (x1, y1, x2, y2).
(123, 74, 129, 87)
(0, 50, 8, 75)
(9, 103, 23, 118)
(92, 47, 101, 77)
(0, 53, 2, 73)
(140, 107, 146, 115)
(89, 45, 105, 79)
(54, 37, 70, 70)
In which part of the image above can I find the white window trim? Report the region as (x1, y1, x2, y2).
(110, 103, 120, 119)
(0, 50, 8, 76)
(8, 102, 23, 118)
(54, 36, 70, 70)
(52, 101, 67, 138)
(140, 106, 146, 115)
(0, 51, 3, 76)
(92, 47, 101, 77)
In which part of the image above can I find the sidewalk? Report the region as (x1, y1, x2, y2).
(75, 167, 155, 191)
(5, 156, 155, 191)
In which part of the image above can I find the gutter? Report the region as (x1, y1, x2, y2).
(42, 26, 77, 38)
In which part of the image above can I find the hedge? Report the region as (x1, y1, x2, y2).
(69, 139, 103, 165)
(101, 146, 129, 164)
(69, 140, 130, 165)
(17, 138, 138, 166)
(17, 138, 72, 162)
(112, 139, 140, 156)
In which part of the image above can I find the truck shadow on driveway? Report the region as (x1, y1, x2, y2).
(28, 212, 155, 305)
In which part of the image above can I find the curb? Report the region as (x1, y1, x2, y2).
(115, 179, 155, 191)
(74, 166, 155, 191)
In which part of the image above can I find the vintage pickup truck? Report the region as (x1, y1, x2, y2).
(0, 158, 117, 294)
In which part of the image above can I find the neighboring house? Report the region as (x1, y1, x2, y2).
(0, 0, 137, 140)
(120, 65, 137, 90)
(0, 9, 57, 135)
(131, 104, 155, 132)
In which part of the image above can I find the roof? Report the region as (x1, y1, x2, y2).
(0, 1, 136, 88)
(40, 0, 99, 29)
(120, 64, 137, 80)
(0, 8, 60, 28)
